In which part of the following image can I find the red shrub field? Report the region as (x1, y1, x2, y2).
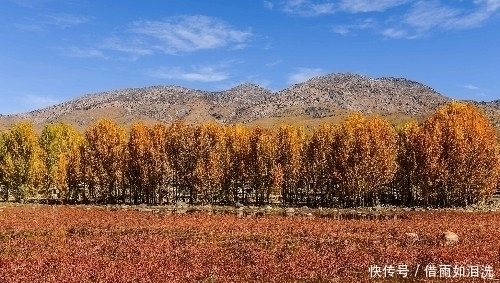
(0, 205, 499, 282)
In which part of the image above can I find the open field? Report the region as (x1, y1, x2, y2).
(0, 204, 499, 283)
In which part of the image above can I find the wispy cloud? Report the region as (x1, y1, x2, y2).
(41, 13, 92, 28)
(266, 60, 283, 67)
(24, 94, 59, 109)
(463, 84, 482, 91)
(269, 0, 408, 17)
(60, 46, 106, 58)
(332, 18, 377, 35)
(99, 37, 153, 60)
(129, 15, 252, 54)
(149, 65, 230, 83)
(65, 15, 253, 60)
(15, 13, 92, 32)
(340, 0, 409, 13)
(287, 68, 324, 84)
(383, 0, 500, 38)
(269, 0, 500, 38)
(270, 0, 336, 17)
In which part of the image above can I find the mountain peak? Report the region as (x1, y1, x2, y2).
(1, 72, 498, 132)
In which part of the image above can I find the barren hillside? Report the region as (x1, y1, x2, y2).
(1, 73, 498, 131)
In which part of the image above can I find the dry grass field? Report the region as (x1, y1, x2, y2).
(0, 204, 499, 282)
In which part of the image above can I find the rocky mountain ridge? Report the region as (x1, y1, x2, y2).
(1, 73, 499, 130)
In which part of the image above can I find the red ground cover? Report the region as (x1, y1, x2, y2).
(0, 205, 499, 282)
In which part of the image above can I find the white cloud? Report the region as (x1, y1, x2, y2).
(287, 68, 325, 84)
(340, 0, 409, 13)
(24, 94, 59, 109)
(149, 65, 230, 82)
(263, 0, 274, 10)
(270, 0, 500, 38)
(272, 0, 408, 16)
(15, 13, 92, 32)
(381, 27, 409, 38)
(332, 18, 377, 35)
(99, 37, 153, 60)
(41, 14, 92, 28)
(332, 26, 350, 35)
(394, 0, 500, 37)
(266, 60, 283, 67)
(280, 0, 336, 17)
(462, 84, 489, 92)
(405, 1, 459, 31)
(60, 47, 106, 58)
(463, 84, 481, 90)
(129, 15, 252, 54)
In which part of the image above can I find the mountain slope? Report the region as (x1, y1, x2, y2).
(0, 73, 497, 131)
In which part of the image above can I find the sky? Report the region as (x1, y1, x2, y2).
(1, 0, 499, 114)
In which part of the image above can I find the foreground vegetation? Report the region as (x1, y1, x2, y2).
(0, 102, 498, 207)
(0, 204, 498, 282)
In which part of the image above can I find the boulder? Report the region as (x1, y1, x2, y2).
(405, 232, 419, 244)
(442, 231, 459, 244)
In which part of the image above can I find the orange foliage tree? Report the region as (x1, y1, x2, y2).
(303, 123, 336, 206)
(194, 123, 228, 204)
(275, 125, 306, 205)
(331, 114, 398, 207)
(165, 121, 198, 204)
(406, 102, 500, 206)
(83, 119, 126, 203)
(248, 127, 278, 205)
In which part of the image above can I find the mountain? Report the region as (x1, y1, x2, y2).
(1, 73, 498, 131)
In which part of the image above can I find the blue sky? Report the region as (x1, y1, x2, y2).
(1, 0, 499, 114)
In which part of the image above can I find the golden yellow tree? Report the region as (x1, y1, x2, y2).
(275, 125, 306, 205)
(147, 123, 171, 204)
(413, 102, 500, 206)
(224, 124, 251, 204)
(83, 119, 126, 203)
(126, 122, 150, 204)
(194, 122, 227, 204)
(39, 123, 82, 200)
(303, 123, 336, 206)
(165, 121, 198, 204)
(54, 137, 84, 203)
(331, 114, 398, 207)
(0, 122, 44, 201)
(393, 121, 421, 206)
(248, 127, 277, 205)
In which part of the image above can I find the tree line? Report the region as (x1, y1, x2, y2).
(0, 102, 498, 207)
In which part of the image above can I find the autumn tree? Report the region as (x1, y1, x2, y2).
(39, 123, 82, 200)
(274, 125, 306, 205)
(194, 123, 227, 204)
(223, 124, 252, 204)
(83, 119, 126, 203)
(410, 102, 500, 206)
(331, 114, 398, 207)
(126, 122, 151, 204)
(55, 137, 85, 203)
(165, 121, 198, 204)
(248, 127, 277, 205)
(0, 122, 44, 201)
(147, 123, 171, 204)
(392, 121, 421, 206)
(303, 123, 336, 206)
